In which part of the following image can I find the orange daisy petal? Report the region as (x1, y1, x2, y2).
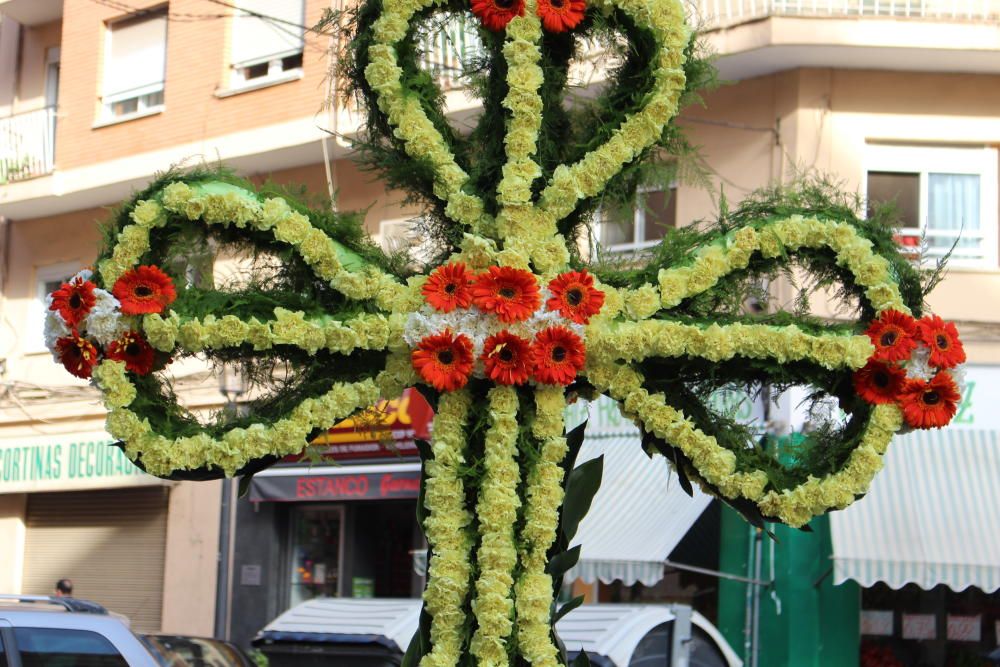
(112, 265, 177, 316)
(481, 331, 532, 385)
(531, 326, 585, 385)
(422, 262, 475, 313)
(853, 361, 906, 405)
(56, 333, 99, 380)
(917, 315, 966, 369)
(106, 330, 156, 375)
(864, 309, 917, 363)
(546, 270, 605, 324)
(899, 372, 961, 429)
(472, 266, 541, 323)
(411, 330, 475, 392)
(49, 277, 98, 328)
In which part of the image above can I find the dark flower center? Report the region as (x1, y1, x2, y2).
(495, 0, 516, 7)
(125, 342, 141, 356)
(566, 288, 583, 307)
(499, 348, 514, 363)
(923, 391, 941, 406)
(444, 283, 457, 294)
(880, 330, 897, 347)
(69, 294, 82, 309)
(438, 350, 454, 365)
(499, 287, 517, 299)
(936, 334, 949, 349)
(552, 346, 566, 362)
(134, 285, 154, 298)
(873, 371, 890, 389)
(550, 0, 565, 7)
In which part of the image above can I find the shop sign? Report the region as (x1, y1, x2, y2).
(946, 615, 981, 642)
(249, 468, 422, 502)
(860, 610, 894, 636)
(302, 388, 434, 461)
(902, 614, 936, 640)
(0, 431, 161, 494)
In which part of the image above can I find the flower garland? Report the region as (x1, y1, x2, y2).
(421, 389, 475, 667)
(469, 386, 522, 665)
(515, 385, 569, 667)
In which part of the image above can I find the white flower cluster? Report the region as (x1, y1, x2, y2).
(403, 290, 585, 378)
(43, 269, 128, 361)
(902, 344, 966, 395)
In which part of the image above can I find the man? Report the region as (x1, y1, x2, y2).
(54, 579, 73, 597)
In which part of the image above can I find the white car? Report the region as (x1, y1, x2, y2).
(254, 597, 743, 667)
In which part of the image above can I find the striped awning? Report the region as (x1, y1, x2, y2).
(830, 428, 1000, 592)
(565, 431, 712, 587)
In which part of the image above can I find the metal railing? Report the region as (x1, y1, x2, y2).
(0, 105, 56, 184)
(689, 0, 1000, 29)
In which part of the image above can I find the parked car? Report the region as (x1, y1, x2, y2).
(0, 596, 251, 667)
(252, 598, 743, 667)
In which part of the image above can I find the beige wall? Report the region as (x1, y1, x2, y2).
(56, 0, 332, 170)
(160, 480, 222, 635)
(0, 493, 26, 593)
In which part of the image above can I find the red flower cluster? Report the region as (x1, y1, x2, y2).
(50, 265, 174, 380)
(412, 265, 600, 391)
(472, 0, 585, 32)
(854, 310, 966, 429)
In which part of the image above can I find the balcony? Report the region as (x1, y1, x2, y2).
(692, 0, 1000, 29)
(0, 106, 56, 184)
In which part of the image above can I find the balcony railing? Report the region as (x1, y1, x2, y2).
(689, 0, 1000, 29)
(0, 106, 56, 184)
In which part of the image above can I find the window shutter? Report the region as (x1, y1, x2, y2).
(231, 0, 305, 68)
(103, 13, 168, 102)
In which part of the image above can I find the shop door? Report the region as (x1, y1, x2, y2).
(22, 487, 168, 632)
(289, 505, 344, 605)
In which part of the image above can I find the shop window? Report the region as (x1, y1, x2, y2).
(13, 628, 127, 667)
(30, 261, 80, 353)
(289, 506, 343, 605)
(865, 144, 999, 267)
(101, 10, 167, 120)
(229, 0, 305, 88)
(599, 186, 677, 253)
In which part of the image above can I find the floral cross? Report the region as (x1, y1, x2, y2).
(44, 0, 964, 663)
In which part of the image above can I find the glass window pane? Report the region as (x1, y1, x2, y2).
(600, 204, 636, 247)
(927, 173, 981, 257)
(642, 189, 677, 242)
(867, 171, 919, 228)
(290, 507, 342, 605)
(14, 628, 128, 667)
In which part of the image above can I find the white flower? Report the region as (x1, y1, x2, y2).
(43, 307, 70, 358)
(84, 289, 128, 345)
(70, 268, 94, 283)
(904, 344, 935, 382)
(947, 364, 967, 397)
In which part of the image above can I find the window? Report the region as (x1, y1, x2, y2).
(32, 261, 80, 353)
(230, 1, 305, 87)
(289, 506, 343, 606)
(599, 186, 677, 253)
(865, 144, 999, 267)
(102, 10, 167, 119)
(13, 628, 128, 667)
(418, 13, 484, 90)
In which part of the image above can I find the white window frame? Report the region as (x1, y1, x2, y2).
(100, 11, 168, 123)
(377, 218, 434, 265)
(28, 261, 82, 354)
(864, 144, 999, 269)
(598, 184, 677, 254)
(227, 1, 305, 91)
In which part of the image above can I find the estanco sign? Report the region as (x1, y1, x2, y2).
(0, 431, 162, 494)
(248, 466, 422, 502)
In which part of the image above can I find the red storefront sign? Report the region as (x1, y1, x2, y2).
(249, 467, 422, 502)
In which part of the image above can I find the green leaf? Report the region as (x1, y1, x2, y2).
(564, 419, 589, 472)
(400, 630, 421, 667)
(571, 650, 592, 666)
(415, 441, 431, 527)
(561, 455, 603, 543)
(553, 595, 585, 625)
(546, 545, 582, 578)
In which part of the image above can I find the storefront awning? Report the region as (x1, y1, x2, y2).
(565, 433, 712, 587)
(249, 462, 421, 503)
(830, 428, 1000, 592)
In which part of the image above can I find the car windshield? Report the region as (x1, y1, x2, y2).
(139, 636, 246, 667)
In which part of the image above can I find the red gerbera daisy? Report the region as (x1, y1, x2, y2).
(472, 266, 541, 323)
(422, 262, 475, 313)
(472, 0, 525, 31)
(546, 270, 605, 324)
(112, 265, 177, 315)
(49, 277, 98, 327)
(916, 315, 966, 369)
(481, 331, 532, 385)
(536, 0, 586, 32)
(853, 361, 906, 405)
(864, 310, 918, 363)
(412, 330, 475, 392)
(105, 330, 156, 375)
(899, 372, 961, 429)
(531, 326, 586, 385)
(56, 332, 99, 379)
